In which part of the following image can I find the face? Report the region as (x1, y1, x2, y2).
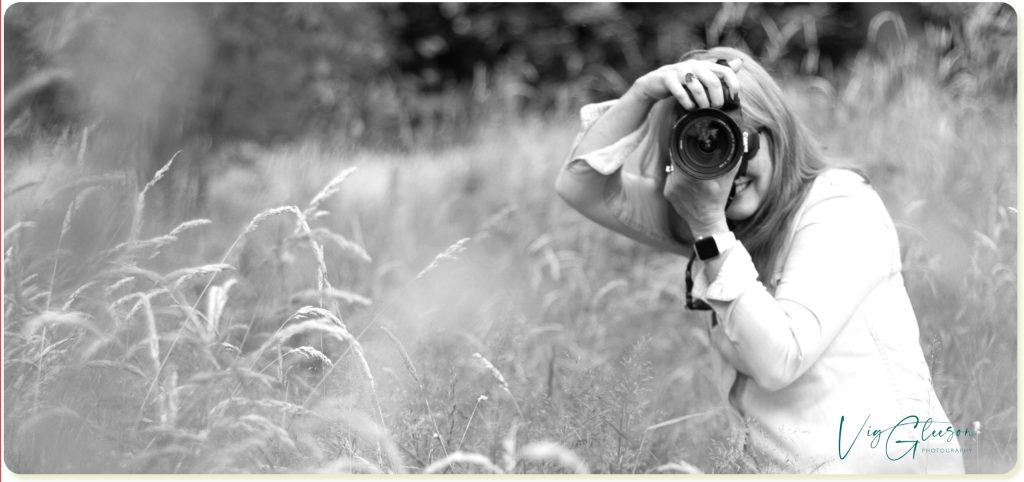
(725, 132, 772, 221)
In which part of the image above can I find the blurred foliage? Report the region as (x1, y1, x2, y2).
(2, 2, 1016, 216)
(5, 3, 1015, 149)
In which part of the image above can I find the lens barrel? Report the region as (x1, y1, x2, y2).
(669, 109, 744, 180)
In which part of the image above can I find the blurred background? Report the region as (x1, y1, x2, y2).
(3, 2, 1017, 474)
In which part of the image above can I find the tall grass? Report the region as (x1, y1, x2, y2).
(3, 11, 1016, 473)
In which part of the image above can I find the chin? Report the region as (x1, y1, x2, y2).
(725, 199, 758, 221)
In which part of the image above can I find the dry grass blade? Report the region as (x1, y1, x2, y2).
(501, 424, 519, 473)
(104, 235, 178, 259)
(284, 346, 335, 371)
(476, 204, 518, 235)
(471, 352, 510, 393)
(244, 206, 300, 236)
(303, 166, 358, 218)
(290, 288, 371, 307)
(350, 341, 376, 389)
(209, 397, 315, 420)
(83, 360, 147, 379)
(61, 186, 103, 237)
(422, 451, 504, 474)
(139, 295, 161, 373)
(111, 289, 158, 314)
(22, 311, 101, 338)
(289, 306, 348, 330)
(380, 325, 447, 456)
(46, 185, 104, 309)
(4, 181, 39, 199)
(163, 264, 235, 290)
(519, 441, 589, 474)
(167, 219, 213, 238)
(131, 151, 180, 241)
(62, 281, 98, 311)
(644, 409, 719, 432)
(252, 319, 353, 360)
(282, 210, 331, 301)
(380, 326, 420, 386)
(416, 237, 471, 280)
(313, 227, 372, 263)
(3, 221, 36, 242)
(471, 352, 524, 419)
(205, 278, 237, 335)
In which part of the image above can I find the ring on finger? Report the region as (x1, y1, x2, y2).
(665, 164, 675, 174)
(683, 72, 696, 85)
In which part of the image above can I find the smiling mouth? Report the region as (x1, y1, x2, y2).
(733, 178, 752, 195)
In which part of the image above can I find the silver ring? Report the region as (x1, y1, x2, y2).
(665, 164, 675, 174)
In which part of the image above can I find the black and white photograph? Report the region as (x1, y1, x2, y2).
(1, 2, 1017, 475)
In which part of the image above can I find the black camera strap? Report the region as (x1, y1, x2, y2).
(685, 253, 718, 327)
(724, 156, 747, 210)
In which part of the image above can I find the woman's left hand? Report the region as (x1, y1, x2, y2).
(663, 164, 739, 238)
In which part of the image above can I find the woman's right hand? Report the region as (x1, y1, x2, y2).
(627, 58, 743, 111)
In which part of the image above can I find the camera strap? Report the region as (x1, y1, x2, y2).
(724, 130, 754, 209)
(685, 253, 718, 327)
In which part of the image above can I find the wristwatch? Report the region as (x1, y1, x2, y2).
(694, 231, 736, 260)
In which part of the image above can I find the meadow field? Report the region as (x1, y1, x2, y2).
(3, 17, 1017, 474)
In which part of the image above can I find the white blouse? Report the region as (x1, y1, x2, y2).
(566, 100, 967, 473)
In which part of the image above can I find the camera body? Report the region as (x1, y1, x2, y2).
(668, 82, 760, 180)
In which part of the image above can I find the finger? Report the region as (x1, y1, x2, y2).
(727, 58, 743, 72)
(694, 67, 725, 108)
(661, 170, 674, 198)
(708, 64, 740, 103)
(665, 74, 695, 111)
(680, 69, 710, 109)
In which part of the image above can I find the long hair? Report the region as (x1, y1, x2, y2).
(643, 47, 831, 284)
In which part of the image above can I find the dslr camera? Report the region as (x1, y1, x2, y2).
(668, 64, 760, 180)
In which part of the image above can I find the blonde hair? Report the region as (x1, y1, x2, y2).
(643, 47, 830, 282)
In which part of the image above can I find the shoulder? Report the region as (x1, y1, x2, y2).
(797, 169, 883, 221)
(790, 168, 900, 266)
(806, 168, 872, 203)
(792, 168, 899, 248)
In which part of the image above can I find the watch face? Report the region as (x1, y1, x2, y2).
(695, 237, 719, 260)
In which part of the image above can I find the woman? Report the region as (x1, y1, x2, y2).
(555, 47, 966, 474)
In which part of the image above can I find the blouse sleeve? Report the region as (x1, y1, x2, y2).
(568, 100, 648, 175)
(690, 177, 900, 391)
(564, 100, 688, 250)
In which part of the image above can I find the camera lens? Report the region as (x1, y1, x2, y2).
(670, 112, 740, 179)
(690, 121, 725, 155)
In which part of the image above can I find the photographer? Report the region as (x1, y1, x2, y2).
(555, 47, 965, 473)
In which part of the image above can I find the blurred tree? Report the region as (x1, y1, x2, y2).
(198, 3, 392, 145)
(4, 3, 1011, 212)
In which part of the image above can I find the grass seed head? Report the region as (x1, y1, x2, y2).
(304, 166, 358, 217)
(519, 441, 589, 474)
(416, 237, 471, 280)
(472, 352, 510, 393)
